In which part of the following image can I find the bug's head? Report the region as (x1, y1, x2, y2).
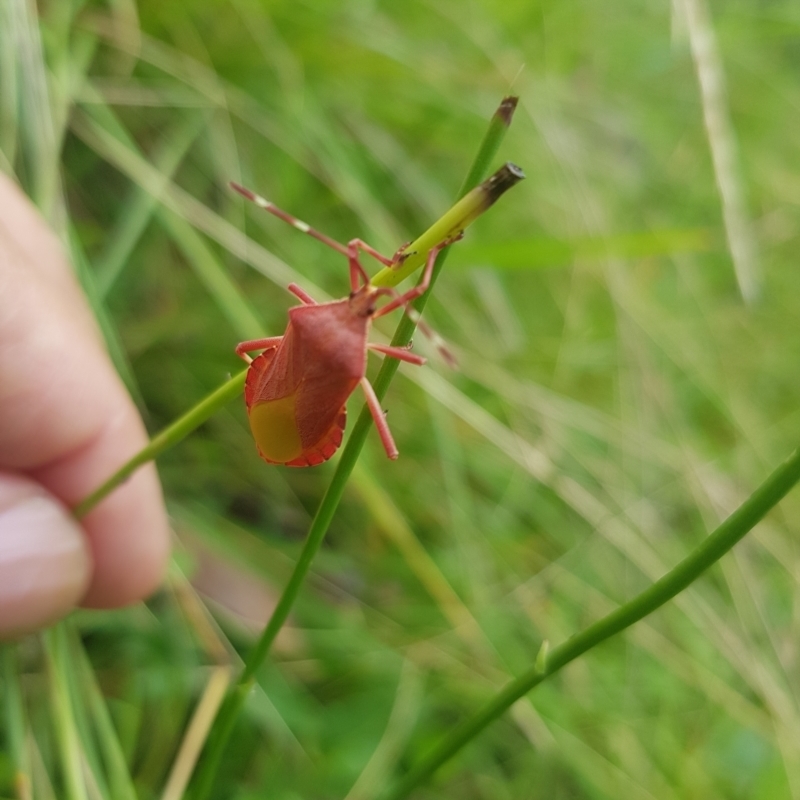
(348, 285, 378, 318)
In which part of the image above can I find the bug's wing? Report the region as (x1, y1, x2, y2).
(245, 332, 353, 466)
(295, 372, 358, 451)
(286, 302, 366, 453)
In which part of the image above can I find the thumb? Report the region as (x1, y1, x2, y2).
(0, 473, 91, 639)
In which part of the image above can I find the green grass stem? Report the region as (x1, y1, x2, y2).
(43, 627, 87, 800)
(188, 94, 519, 800)
(372, 96, 519, 289)
(1, 644, 30, 798)
(381, 445, 800, 799)
(73, 372, 246, 519)
(71, 633, 138, 800)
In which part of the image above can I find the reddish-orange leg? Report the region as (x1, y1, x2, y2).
(287, 283, 317, 305)
(359, 377, 399, 459)
(235, 336, 282, 364)
(367, 343, 426, 366)
(370, 242, 458, 367)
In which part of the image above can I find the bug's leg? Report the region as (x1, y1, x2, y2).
(371, 241, 446, 318)
(399, 309, 458, 369)
(348, 251, 371, 292)
(371, 241, 458, 368)
(346, 239, 408, 291)
(287, 283, 318, 305)
(348, 239, 396, 268)
(368, 343, 426, 366)
(235, 336, 283, 364)
(372, 301, 457, 367)
(360, 377, 399, 460)
(391, 240, 414, 263)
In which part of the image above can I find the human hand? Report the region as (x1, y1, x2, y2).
(0, 173, 170, 638)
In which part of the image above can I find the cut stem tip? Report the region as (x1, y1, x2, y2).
(496, 95, 519, 126)
(482, 162, 525, 206)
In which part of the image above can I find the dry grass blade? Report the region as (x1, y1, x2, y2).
(678, 0, 761, 304)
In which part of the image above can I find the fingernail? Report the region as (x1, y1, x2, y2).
(0, 495, 91, 638)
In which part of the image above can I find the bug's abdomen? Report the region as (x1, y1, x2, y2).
(245, 343, 353, 466)
(249, 394, 348, 466)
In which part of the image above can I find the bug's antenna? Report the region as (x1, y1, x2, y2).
(231, 181, 400, 293)
(230, 181, 351, 257)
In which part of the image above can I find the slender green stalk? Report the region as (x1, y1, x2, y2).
(381, 445, 800, 800)
(44, 626, 87, 800)
(372, 96, 518, 290)
(189, 95, 520, 800)
(371, 97, 521, 392)
(11, 0, 60, 223)
(73, 371, 246, 519)
(70, 627, 138, 800)
(2, 644, 31, 799)
(57, 625, 110, 799)
(0, 0, 19, 169)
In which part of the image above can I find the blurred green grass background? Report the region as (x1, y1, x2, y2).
(4, 0, 800, 797)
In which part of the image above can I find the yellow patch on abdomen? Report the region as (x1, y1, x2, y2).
(249, 394, 303, 463)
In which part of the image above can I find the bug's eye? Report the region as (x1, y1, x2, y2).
(349, 290, 356, 299)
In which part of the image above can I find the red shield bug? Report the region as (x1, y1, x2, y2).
(231, 163, 524, 466)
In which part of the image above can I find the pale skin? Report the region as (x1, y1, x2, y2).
(0, 173, 170, 639)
